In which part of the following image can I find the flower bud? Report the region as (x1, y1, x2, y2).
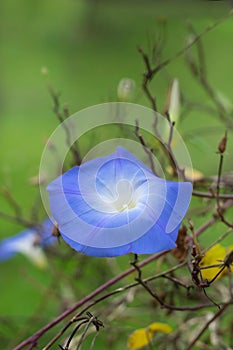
(167, 78, 180, 124)
(117, 78, 136, 101)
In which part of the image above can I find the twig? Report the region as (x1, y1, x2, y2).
(75, 313, 103, 350)
(139, 11, 233, 87)
(0, 211, 37, 228)
(0, 187, 22, 218)
(138, 46, 158, 112)
(131, 253, 216, 311)
(12, 193, 233, 350)
(214, 133, 233, 228)
(185, 23, 233, 129)
(144, 11, 232, 81)
(134, 119, 158, 175)
(185, 302, 232, 350)
(63, 319, 88, 350)
(192, 190, 233, 200)
(12, 251, 167, 350)
(48, 84, 82, 165)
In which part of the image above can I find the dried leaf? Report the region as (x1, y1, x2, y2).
(172, 226, 188, 262)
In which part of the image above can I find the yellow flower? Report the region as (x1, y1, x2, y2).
(148, 322, 173, 334)
(127, 322, 172, 350)
(200, 244, 232, 281)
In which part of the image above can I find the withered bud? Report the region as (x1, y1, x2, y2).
(218, 132, 227, 154)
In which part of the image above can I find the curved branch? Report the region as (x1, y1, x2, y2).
(12, 251, 166, 350)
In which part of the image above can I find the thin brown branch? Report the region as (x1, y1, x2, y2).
(12, 252, 167, 350)
(0, 211, 37, 228)
(192, 190, 233, 200)
(138, 46, 158, 112)
(214, 134, 233, 228)
(151, 11, 232, 78)
(185, 302, 232, 350)
(185, 23, 233, 129)
(0, 187, 22, 218)
(48, 84, 82, 165)
(134, 268, 215, 312)
(13, 193, 233, 350)
(134, 119, 158, 175)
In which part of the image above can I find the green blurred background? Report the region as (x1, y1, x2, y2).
(0, 0, 233, 349)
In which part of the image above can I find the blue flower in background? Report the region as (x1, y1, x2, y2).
(47, 147, 192, 257)
(0, 219, 55, 268)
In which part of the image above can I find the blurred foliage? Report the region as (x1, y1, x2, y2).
(0, 0, 233, 349)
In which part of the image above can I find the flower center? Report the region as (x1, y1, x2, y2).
(114, 179, 136, 212)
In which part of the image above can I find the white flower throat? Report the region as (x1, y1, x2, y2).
(113, 179, 136, 212)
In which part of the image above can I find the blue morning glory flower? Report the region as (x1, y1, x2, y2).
(47, 147, 192, 257)
(0, 219, 55, 268)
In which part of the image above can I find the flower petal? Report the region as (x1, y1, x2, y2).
(148, 322, 173, 334)
(127, 328, 153, 350)
(0, 219, 55, 265)
(61, 233, 132, 257)
(47, 147, 192, 256)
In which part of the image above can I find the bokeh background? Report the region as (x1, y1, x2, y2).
(1, 1, 233, 349)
